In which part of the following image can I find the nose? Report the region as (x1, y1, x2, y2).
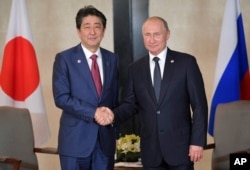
(148, 35, 156, 43)
(90, 27, 96, 34)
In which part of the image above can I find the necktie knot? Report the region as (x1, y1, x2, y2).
(153, 57, 160, 63)
(90, 54, 97, 61)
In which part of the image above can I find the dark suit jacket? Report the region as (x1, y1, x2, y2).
(53, 43, 119, 157)
(115, 48, 208, 166)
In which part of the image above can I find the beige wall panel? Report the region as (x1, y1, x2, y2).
(0, 0, 249, 169)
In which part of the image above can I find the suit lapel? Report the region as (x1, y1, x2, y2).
(100, 48, 111, 98)
(158, 49, 175, 105)
(72, 44, 99, 98)
(140, 56, 157, 103)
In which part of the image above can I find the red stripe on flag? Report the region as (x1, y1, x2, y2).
(0, 36, 39, 101)
(241, 70, 250, 100)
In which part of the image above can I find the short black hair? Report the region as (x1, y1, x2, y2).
(75, 5, 107, 29)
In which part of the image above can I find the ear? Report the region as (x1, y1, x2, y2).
(77, 28, 83, 37)
(166, 30, 170, 40)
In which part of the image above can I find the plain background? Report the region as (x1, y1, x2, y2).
(0, 0, 249, 169)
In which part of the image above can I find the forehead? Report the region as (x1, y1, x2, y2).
(82, 15, 103, 25)
(143, 19, 166, 33)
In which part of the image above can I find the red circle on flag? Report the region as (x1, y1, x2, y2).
(0, 37, 39, 101)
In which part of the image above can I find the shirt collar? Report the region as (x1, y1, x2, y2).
(80, 44, 101, 59)
(149, 47, 168, 62)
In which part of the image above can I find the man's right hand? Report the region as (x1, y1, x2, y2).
(94, 107, 114, 126)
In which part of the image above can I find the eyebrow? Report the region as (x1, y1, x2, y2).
(83, 22, 102, 26)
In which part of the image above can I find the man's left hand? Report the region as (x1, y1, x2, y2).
(189, 145, 204, 162)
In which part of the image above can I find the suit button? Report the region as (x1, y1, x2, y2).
(156, 111, 160, 114)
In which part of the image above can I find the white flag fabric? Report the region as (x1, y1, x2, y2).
(0, 0, 50, 147)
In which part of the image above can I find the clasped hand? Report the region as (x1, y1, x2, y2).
(94, 107, 114, 126)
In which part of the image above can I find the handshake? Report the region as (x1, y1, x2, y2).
(94, 107, 114, 126)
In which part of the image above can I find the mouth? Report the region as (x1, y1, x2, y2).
(89, 37, 97, 40)
(148, 44, 158, 48)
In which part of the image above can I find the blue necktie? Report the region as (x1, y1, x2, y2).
(153, 57, 161, 101)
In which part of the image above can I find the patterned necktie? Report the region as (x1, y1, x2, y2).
(90, 54, 102, 97)
(153, 57, 161, 101)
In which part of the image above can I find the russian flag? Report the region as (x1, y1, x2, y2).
(0, 0, 50, 146)
(208, 0, 250, 136)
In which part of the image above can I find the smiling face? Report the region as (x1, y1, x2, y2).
(142, 17, 170, 56)
(77, 15, 105, 53)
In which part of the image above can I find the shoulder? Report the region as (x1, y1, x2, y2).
(168, 48, 195, 61)
(100, 47, 119, 63)
(56, 44, 81, 58)
(100, 47, 114, 54)
(125, 55, 148, 77)
(167, 48, 198, 68)
(130, 55, 149, 68)
(101, 47, 118, 56)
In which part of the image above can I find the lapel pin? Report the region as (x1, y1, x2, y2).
(170, 60, 175, 63)
(77, 59, 81, 63)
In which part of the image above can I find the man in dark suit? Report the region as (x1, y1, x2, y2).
(52, 6, 118, 170)
(112, 16, 208, 170)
